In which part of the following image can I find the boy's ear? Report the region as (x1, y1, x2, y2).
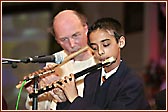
(118, 36, 125, 48)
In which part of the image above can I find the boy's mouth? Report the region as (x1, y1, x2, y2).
(101, 57, 116, 66)
(99, 57, 109, 62)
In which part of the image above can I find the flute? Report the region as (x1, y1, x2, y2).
(16, 46, 90, 89)
(29, 57, 116, 98)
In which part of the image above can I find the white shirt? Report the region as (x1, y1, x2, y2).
(100, 65, 119, 86)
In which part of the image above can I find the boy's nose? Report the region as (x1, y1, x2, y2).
(98, 47, 105, 56)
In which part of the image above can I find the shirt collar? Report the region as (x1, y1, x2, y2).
(100, 65, 118, 86)
(101, 65, 119, 79)
(100, 60, 122, 85)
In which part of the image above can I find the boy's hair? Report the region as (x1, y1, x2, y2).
(88, 17, 124, 44)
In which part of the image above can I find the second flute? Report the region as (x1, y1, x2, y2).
(29, 57, 116, 98)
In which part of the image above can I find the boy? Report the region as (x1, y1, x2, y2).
(56, 17, 151, 110)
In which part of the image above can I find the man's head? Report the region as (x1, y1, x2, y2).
(53, 10, 88, 55)
(87, 17, 125, 67)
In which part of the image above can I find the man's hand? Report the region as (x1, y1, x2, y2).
(49, 87, 67, 103)
(23, 63, 62, 101)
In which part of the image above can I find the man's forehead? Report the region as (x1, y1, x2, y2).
(55, 10, 75, 17)
(54, 11, 79, 23)
(57, 29, 82, 39)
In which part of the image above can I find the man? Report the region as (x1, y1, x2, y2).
(25, 10, 97, 110)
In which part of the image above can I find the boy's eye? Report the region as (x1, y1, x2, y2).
(103, 43, 110, 47)
(102, 40, 111, 47)
(90, 45, 98, 50)
(92, 48, 97, 50)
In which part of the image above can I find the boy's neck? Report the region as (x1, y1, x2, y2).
(104, 58, 120, 73)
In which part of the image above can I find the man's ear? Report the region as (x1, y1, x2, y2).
(83, 24, 88, 35)
(118, 36, 125, 48)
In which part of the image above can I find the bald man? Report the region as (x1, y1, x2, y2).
(25, 10, 97, 110)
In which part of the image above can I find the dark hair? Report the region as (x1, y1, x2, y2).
(88, 17, 124, 44)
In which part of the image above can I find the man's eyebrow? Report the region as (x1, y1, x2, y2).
(59, 36, 68, 39)
(59, 31, 81, 39)
(72, 31, 80, 36)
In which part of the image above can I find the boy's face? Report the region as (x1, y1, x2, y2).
(89, 29, 122, 62)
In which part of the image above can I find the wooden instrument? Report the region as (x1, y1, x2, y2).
(16, 46, 90, 89)
(29, 57, 116, 98)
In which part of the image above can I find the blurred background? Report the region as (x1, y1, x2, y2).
(1, 1, 166, 110)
